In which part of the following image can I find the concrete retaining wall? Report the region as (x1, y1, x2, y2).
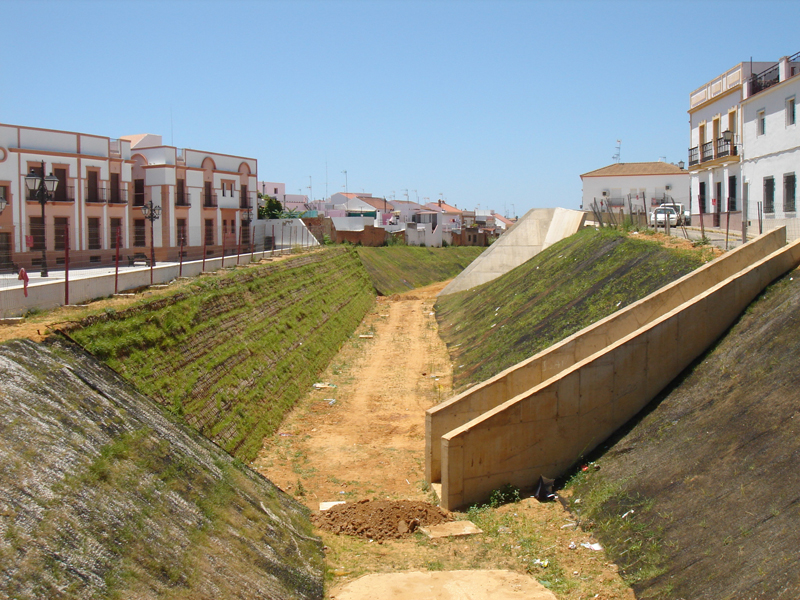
(426, 228, 786, 484)
(438, 208, 586, 296)
(436, 234, 800, 510)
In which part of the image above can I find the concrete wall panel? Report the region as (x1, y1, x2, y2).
(426, 227, 787, 484)
(436, 234, 800, 510)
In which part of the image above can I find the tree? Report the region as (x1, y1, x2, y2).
(258, 194, 282, 220)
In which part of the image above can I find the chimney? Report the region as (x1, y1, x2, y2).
(438, 199, 442, 207)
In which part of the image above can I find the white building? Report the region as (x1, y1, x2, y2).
(0, 122, 257, 272)
(580, 162, 689, 215)
(740, 53, 800, 239)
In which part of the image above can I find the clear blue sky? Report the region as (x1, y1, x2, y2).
(3, 0, 799, 217)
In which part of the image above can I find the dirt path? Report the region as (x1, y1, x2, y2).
(254, 280, 451, 504)
(254, 282, 636, 600)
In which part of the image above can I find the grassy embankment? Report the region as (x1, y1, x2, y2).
(67, 247, 375, 463)
(356, 246, 484, 295)
(436, 228, 713, 391)
(567, 269, 800, 599)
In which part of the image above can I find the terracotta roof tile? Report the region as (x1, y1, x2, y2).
(580, 162, 687, 178)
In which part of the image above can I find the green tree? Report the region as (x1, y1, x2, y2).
(258, 194, 283, 220)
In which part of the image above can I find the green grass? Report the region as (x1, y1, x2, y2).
(68, 248, 376, 462)
(435, 228, 709, 390)
(356, 246, 484, 295)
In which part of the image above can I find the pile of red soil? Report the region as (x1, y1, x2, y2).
(311, 499, 451, 541)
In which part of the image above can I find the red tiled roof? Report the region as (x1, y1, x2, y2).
(581, 162, 687, 178)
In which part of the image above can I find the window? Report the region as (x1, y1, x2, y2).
(54, 217, 69, 251)
(764, 177, 775, 213)
(177, 218, 187, 245)
(758, 110, 766, 136)
(88, 217, 101, 250)
(176, 178, 187, 205)
(134, 178, 145, 206)
(784, 173, 796, 212)
(787, 97, 796, 126)
(110, 172, 121, 203)
(0, 185, 7, 201)
(204, 219, 214, 245)
(728, 176, 737, 211)
(274, 187, 278, 194)
(29, 216, 44, 250)
(241, 220, 250, 245)
(110, 217, 122, 248)
(86, 170, 100, 202)
(134, 219, 146, 247)
(699, 182, 707, 214)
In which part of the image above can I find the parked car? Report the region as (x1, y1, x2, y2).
(650, 206, 679, 228)
(660, 203, 691, 226)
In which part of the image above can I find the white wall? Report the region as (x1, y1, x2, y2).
(582, 173, 689, 213)
(742, 73, 800, 223)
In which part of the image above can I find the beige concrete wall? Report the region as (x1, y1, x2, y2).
(437, 235, 800, 510)
(426, 227, 786, 484)
(438, 208, 586, 296)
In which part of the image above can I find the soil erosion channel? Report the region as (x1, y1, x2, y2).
(254, 281, 634, 600)
(255, 280, 449, 506)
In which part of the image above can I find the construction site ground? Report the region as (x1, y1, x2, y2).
(253, 281, 636, 600)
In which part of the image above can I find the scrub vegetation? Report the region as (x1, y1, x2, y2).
(435, 228, 709, 390)
(66, 247, 376, 462)
(356, 246, 484, 296)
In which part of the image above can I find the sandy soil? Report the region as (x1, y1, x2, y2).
(253, 281, 636, 600)
(253, 280, 451, 504)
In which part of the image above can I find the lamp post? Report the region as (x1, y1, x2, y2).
(141, 199, 162, 278)
(24, 162, 59, 277)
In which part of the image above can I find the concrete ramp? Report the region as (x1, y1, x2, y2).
(438, 208, 586, 296)
(427, 228, 800, 510)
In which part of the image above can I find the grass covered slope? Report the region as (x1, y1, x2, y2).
(0, 338, 322, 600)
(68, 248, 375, 462)
(356, 246, 484, 295)
(568, 270, 800, 599)
(436, 228, 708, 390)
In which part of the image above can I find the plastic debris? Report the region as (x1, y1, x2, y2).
(581, 542, 603, 551)
(313, 382, 337, 390)
(532, 558, 549, 568)
(568, 541, 577, 550)
(533, 475, 556, 501)
(327, 399, 336, 405)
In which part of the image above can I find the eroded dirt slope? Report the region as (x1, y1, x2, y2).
(570, 267, 800, 599)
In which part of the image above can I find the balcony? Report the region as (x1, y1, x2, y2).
(176, 190, 191, 207)
(109, 188, 128, 205)
(701, 141, 714, 162)
(85, 185, 107, 204)
(202, 191, 218, 208)
(715, 137, 737, 159)
(688, 146, 699, 166)
(239, 191, 255, 209)
(29, 185, 75, 203)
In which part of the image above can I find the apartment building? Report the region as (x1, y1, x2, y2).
(740, 53, 800, 237)
(0, 123, 257, 271)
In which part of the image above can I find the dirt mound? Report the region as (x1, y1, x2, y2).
(312, 500, 451, 541)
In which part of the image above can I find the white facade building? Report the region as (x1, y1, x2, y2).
(740, 53, 800, 239)
(580, 162, 689, 215)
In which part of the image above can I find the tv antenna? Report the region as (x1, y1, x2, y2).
(613, 139, 621, 163)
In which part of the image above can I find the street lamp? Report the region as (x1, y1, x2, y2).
(24, 162, 59, 277)
(140, 199, 162, 275)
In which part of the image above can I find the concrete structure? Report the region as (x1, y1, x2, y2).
(740, 52, 800, 241)
(580, 162, 689, 215)
(426, 228, 799, 510)
(438, 208, 586, 296)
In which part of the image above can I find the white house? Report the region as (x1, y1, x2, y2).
(580, 162, 689, 215)
(740, 52, 800, 240)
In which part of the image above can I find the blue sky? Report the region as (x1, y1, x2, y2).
(3, 0, 800, 217)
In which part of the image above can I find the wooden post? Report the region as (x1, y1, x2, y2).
(64, 224, 69, 306)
